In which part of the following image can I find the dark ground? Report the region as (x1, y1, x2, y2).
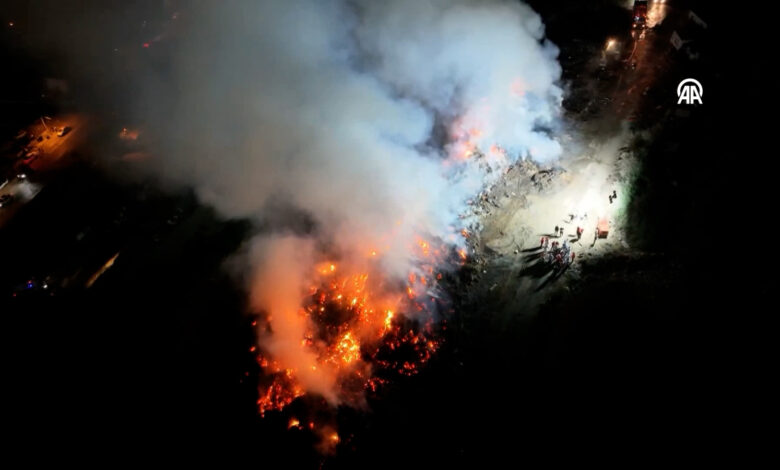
(1, 0, 772, 465)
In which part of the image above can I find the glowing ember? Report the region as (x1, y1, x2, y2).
(252, 240, 456, 417)
(256, 370, 305, 416)
(334, 332, 361, 364)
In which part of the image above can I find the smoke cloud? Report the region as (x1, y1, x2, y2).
(32, 0, 563, 403)
(248, 235, 338, 404)
(144, 0, 562, 403)
(140, 0, 562, 269)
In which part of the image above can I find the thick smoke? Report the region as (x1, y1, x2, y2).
(247, 235, 338, 404)
(353, 0, 562, 165)
(140, 0, 561, 266)
(143, 0, 561, 403)
(37, 0, 563, 403)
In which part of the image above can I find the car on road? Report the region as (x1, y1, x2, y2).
(22, 149, 40, 165)
(0, 178, 7, 190)
(12, 276, 55, 298)
(57, 126, 71, 137)
(15, 165, 34, 178)
(0, 194, 15, 208)
(632, 0, 648, 29)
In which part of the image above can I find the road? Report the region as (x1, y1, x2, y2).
(21, 113, 89, 172)
(612, 1, 671, 120)
(0, 113, 88, 229)
(0, 177, 43, 228)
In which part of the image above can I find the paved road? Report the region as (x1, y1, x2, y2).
(612, 1, 671, 120)
(1, 113, 88, 229)
(23, 113, 89, 172)
(0, 177, 43, 228)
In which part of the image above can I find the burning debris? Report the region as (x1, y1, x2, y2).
(251, 236, 458, 417)
(37, 0, 566, 447)
(242, 146, 586, 431)
(178, 0, 566, 430)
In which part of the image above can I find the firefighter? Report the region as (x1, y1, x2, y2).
(559, 227, 564, 237)
(612, 190, 617, 199)
(576, 226, 582, 240)
(554, 225, 559, 237)
(609, 195, 613, 204)
(571, 252, 576, 263)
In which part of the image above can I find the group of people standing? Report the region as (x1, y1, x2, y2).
(539, 228, 576, 269)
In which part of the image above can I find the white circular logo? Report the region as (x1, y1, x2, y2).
(677, 78, 703, 105)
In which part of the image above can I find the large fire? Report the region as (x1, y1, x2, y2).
(250, 93, 521, 449)
(253, 236, 461, 417)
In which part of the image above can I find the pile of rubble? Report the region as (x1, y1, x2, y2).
(530, 167, 566, 192)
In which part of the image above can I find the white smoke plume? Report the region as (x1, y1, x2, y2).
(247, 235, 338, 404)
(120, 0, 563, 403)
